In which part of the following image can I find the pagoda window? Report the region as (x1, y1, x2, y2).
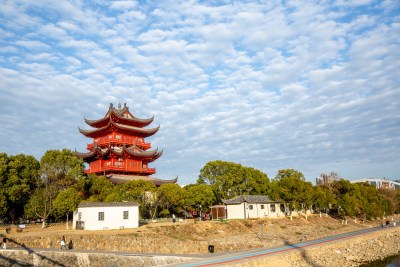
(116, 135, 121, 139)
(106, 162, 111, 166)
(114, 162, 122, 166)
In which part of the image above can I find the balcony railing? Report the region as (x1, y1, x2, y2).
(87, 136, 151, 150)
(85, 164, 156, 175)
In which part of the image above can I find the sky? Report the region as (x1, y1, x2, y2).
(0, 0, 399, 185)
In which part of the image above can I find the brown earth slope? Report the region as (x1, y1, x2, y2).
(0, 215, 388, 254)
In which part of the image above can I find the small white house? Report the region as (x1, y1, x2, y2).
(73, 202, 139, 230)
(223, 195, 285, 220)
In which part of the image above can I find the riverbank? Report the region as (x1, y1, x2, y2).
(0, 215, 389, 254)
(0, 221, 399, 266)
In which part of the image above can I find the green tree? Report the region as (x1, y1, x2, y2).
(116, 179, 157, 219)
(1, 153, 40, 222)
(54, 188, 82, 229)
(0, 189, 7, 219)
(331, 179, 362, 217)
(301, 181, 314, 219)
(184, 184, 216, 214)
(39, 149, 84, 189)
(28, 149, 83, 228)
(313, 185, 336, 217)
(120, 179, 156, 203)
(273, 169, 306, 220)
(87, 175, 114, 202)
(198, 160, 270, 202)
(158, 183, 185, 216)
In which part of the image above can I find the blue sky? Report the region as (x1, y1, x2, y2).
(0, 0, 399, 185)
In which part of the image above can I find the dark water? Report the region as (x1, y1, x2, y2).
(360, 254, 400, 267)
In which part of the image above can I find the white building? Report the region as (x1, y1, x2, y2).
(222, 195, 285, 220)
(351, 178, 400, 189)
(73, 202, 139, 230)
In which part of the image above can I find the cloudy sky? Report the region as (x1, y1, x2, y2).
(0, 0, 399, 185)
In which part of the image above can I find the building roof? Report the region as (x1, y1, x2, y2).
(75, 143, 162, 162)
(222, 195, 281, 205)
(78, 201, 139, 208)
(79, 120, 160, 138)
(105, 174, 178, 185)
(85, 103, 154, 129)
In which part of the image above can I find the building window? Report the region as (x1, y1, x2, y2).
(280, 204, 285, 212)
(123, 211, 129, 220)
(261, 205, 264, 209)
(270, 204, 276, 212)
(78, 212, 82, 220)
(98, 212, 104, 221)
(249, 205, 253, 210)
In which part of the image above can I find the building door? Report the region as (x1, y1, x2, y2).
(76, 221, 84, 230)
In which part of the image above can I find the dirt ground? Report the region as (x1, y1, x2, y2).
(1, 214, 387, 250)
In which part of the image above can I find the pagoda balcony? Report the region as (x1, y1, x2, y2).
(87, 136, 151, 150)
(85, 164, 156, 175)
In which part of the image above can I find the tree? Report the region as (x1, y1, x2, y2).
(39, 149, 84, 189)
(313, 185, 336, 217)
(87, 175, 114, 202)
(300, 181, 314, 219)
(26, 185, 59, 228)
(1, 153, 40, 222)
(184, 184, 216, 214)
(28, 149, 83, 228)
(158, 183, 185, 216)
(120, 179, 156, 203)
(379, 188, 400, 215)
(54, 188, 82, 229)
(198, 160, 270, 202)
(115, 179, 157, 219)
(273, 169, 306, 220)
(0, 189, 7, 219)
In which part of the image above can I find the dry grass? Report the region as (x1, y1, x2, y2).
(1, 215, 382, 246)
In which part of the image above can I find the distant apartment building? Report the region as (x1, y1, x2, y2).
(316, 172, 339, 185)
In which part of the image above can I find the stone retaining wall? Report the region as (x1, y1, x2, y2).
(0, 250, 195, 267)
(5, 234, 211, 254)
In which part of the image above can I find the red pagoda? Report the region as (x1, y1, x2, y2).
(76, 103, 177, 185)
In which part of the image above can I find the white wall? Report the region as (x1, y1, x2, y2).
(73, 205, 139, 230)
(226, 203, 245, 219)
(226, 203, 287, 220)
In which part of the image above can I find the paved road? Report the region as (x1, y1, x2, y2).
(167, 222, 399, 267)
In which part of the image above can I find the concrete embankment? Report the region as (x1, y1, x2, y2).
(223, 226, 400, 267)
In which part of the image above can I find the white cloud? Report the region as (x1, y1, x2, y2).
(110, 0, 138, 10)
(0, 0, 399, 184)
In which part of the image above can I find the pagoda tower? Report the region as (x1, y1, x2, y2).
(76, 103, 177, 186)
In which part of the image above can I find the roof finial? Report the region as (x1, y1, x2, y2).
(118, 103, 121, 110)
(110, 103, 113, 109)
